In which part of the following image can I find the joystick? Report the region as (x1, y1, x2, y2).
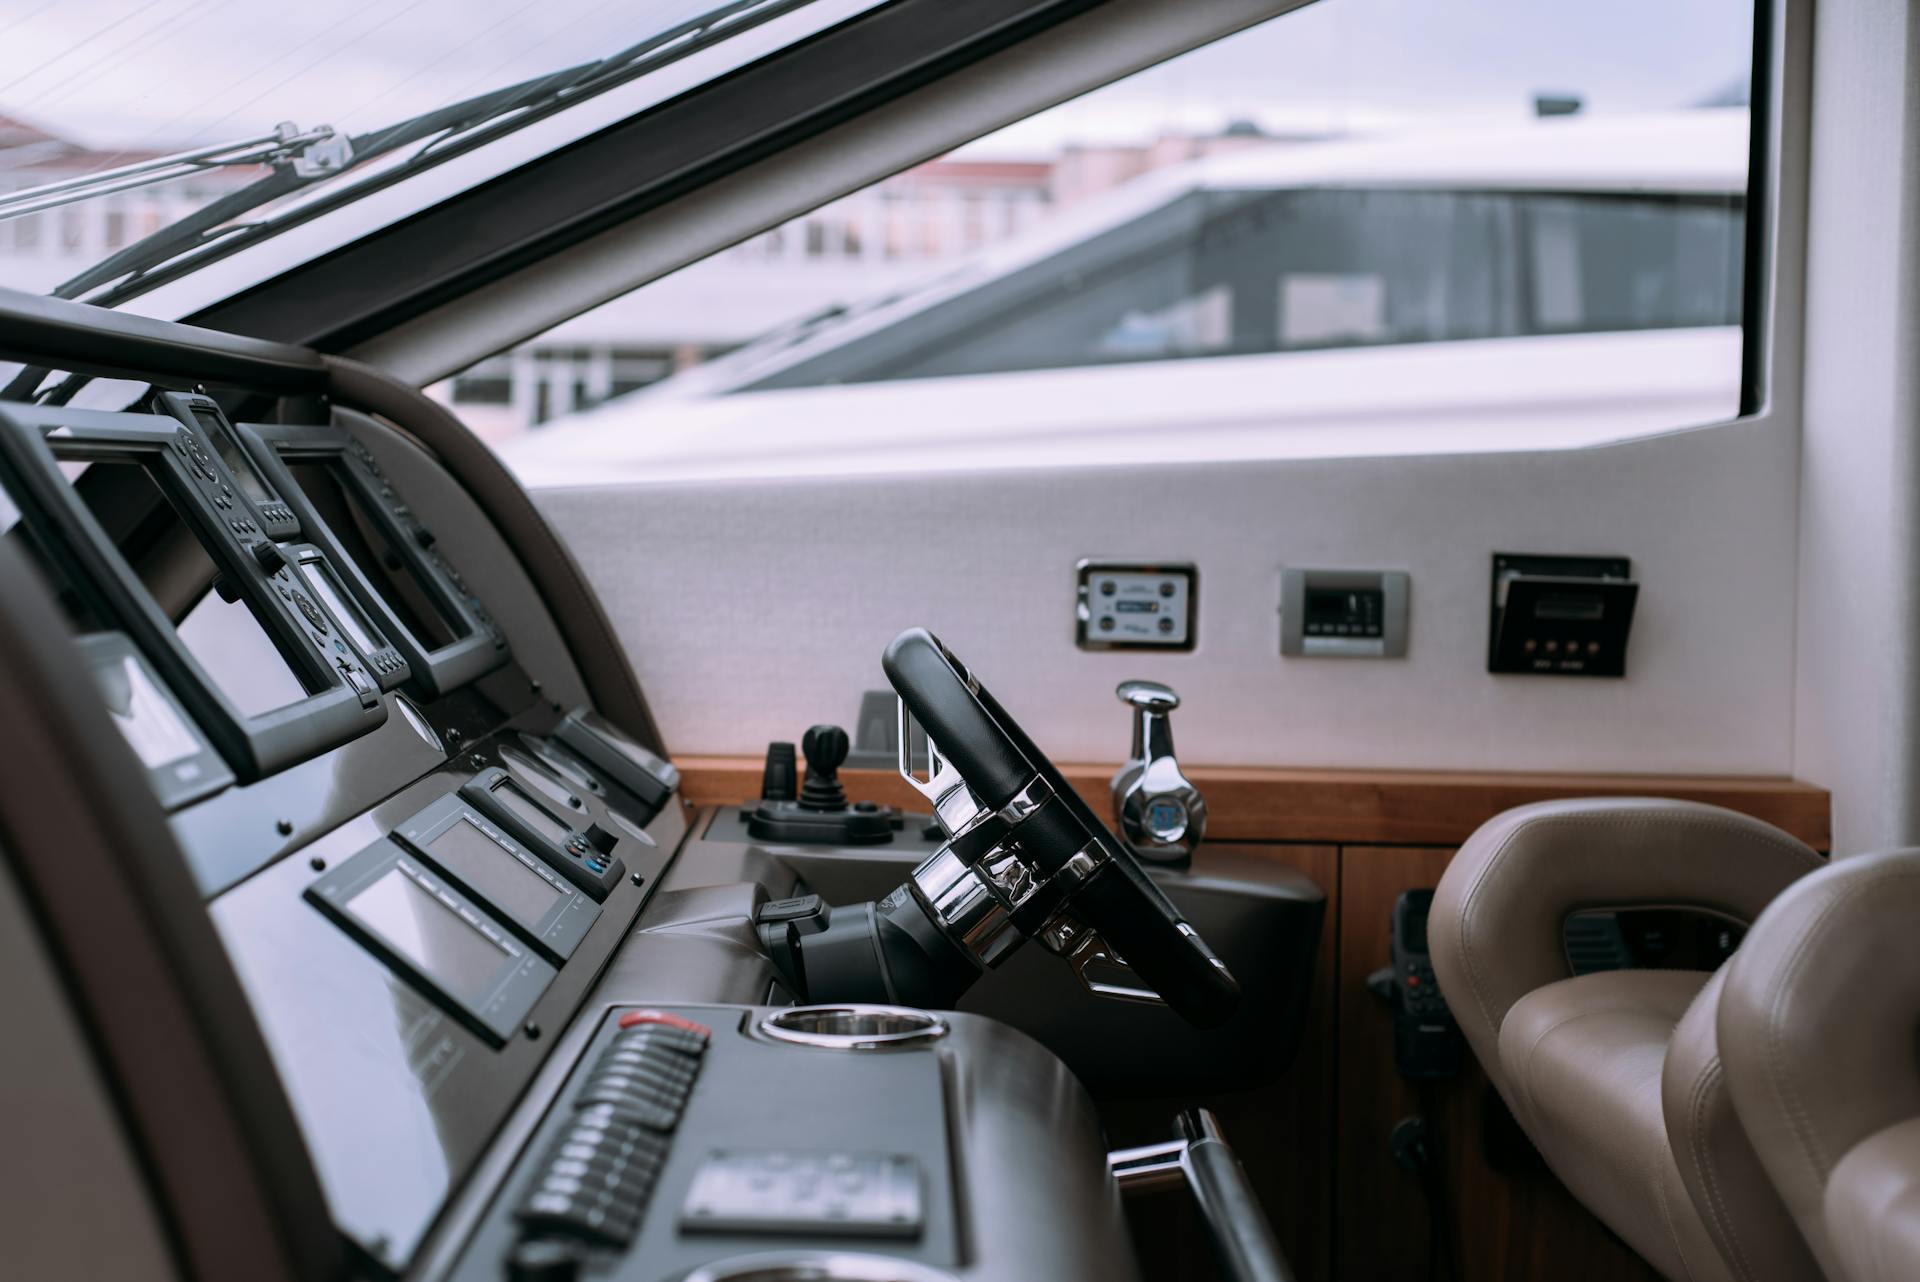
(798, 725, 851, 810)
(746, 723, 894, 846)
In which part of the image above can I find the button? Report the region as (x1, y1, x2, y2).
(618, 1009, 712, 1038)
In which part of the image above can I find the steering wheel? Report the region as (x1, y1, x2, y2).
(883, 628, 1240, 1028)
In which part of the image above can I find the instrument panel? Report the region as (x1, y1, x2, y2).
(0, 392, 686, 1274)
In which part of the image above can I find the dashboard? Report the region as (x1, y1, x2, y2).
(0, 356, 1151, 1282)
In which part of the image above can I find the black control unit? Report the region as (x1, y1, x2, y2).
(394, 791, 601, 962)
(0, 404, 388, 779)
(463, 766, 626, 901)
(246, 421, 510, 698)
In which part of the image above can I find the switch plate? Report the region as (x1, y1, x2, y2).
(1076, 561, 1196, 651)
(1280, 568, 1410, 658)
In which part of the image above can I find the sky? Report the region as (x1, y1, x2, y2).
(0, 0, 1753, 156)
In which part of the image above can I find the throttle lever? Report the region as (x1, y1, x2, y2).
(1110, 680, 1207, 866)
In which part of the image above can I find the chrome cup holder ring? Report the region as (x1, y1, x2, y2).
(757, 1004, 949, 1050)
(683, 1252, 962, 1282)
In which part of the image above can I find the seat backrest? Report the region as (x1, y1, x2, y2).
(1718, 848, 1920, 1282)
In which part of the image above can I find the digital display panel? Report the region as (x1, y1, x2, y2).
(93, 648, 200, 768)
(424, 819, 562, 925)
(299, 556, 381, 657)
(69, 460, 310, 719)
(285, 460, 462, 649)
(195, 412, 272, 504)
(347, 867, 510, 1002)
(490, 779, 574, 846)
(1114, 600, 1159, 614)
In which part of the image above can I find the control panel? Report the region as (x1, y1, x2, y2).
(1488, 553, 1639, 677)
(156, 390, 301, 540)
(247, 421, 511, 699)
(1280, 568, 1410, 658)
(1075, 560, 1197, 651)
(462, 765, 627, 901)
(0, 405, 389, 779)
(289, 542, 410, 685)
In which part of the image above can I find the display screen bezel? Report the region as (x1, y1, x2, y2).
(392, 790, 599, 963)
(0, 404, 388, 782)
(73, 631, 234, 810)
(248, 422, 508, 697)
(306, 837, 556, 1046)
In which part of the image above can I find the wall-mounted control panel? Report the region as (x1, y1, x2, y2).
(1488, 553, 1638, 677)
(1280, 568, 1410, 658)
(1076, 561, 1196, 651)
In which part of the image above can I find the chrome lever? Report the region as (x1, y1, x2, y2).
(1110, 680, 1207, 865)
(896, 696, 984, 835)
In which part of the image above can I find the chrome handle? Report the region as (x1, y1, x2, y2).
(1111, 681, 1206, 865)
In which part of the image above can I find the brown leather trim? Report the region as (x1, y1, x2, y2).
(323, 354, 665, 752)
(0, 540, 338, 1282)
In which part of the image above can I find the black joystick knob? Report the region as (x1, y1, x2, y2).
(798, 724, 850, 811)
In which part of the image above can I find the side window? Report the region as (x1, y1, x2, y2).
(1523, 195, 1744, 335)
(438, 2, 1756, 448)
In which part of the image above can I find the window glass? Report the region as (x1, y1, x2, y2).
(432, 0, 1754, 454)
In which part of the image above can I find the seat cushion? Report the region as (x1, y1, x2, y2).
(1499, 970, 1733, 1282)
(1826, 1118, 1920, 1282)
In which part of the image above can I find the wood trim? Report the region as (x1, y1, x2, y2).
(676, 757, 1831, 850)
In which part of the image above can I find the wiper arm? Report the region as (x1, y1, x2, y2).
(0, 122, 348, 222)
(53, 0, 804, 307)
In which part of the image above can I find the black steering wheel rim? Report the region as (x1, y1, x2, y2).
(883, 627, 1240, 1028)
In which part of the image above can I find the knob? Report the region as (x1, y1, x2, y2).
(798, 724, 850, 811)
(251, 540, 286, 576)
(1118, 679, 1180, 711)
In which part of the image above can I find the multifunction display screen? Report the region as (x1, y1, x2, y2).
(424, 819, 561, 925)
(347, 866, 511, 1002)
(194, 411, 272, 503)
(490, 778, 574, 847)
(299, 557, 381, 657)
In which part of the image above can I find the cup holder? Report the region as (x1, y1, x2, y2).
(757, 1004, 948, 1050)
(684, 1253, 960, 1282)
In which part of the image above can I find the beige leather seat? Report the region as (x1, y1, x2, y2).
(1431, 798, 1826, 1282)
(1717, 848, 1920, 1282)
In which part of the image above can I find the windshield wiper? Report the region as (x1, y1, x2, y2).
(0, 122, 348, 223)
(52, 0, 806, 308)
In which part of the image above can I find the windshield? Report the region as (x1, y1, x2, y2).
(0, 0, 853, 304)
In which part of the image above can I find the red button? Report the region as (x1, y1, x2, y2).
(618, 1009, 711, 1036)
(1406, 974, 1421, 987)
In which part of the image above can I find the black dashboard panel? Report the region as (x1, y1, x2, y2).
(212, 715, 685, 1273)
(0, 291, 1158, 1282)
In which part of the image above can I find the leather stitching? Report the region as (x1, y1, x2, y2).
(1687, 1054, 1756, 1282)
(1650, 1127, 1702, 1282)
(1757, 869, 1920, 1197)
